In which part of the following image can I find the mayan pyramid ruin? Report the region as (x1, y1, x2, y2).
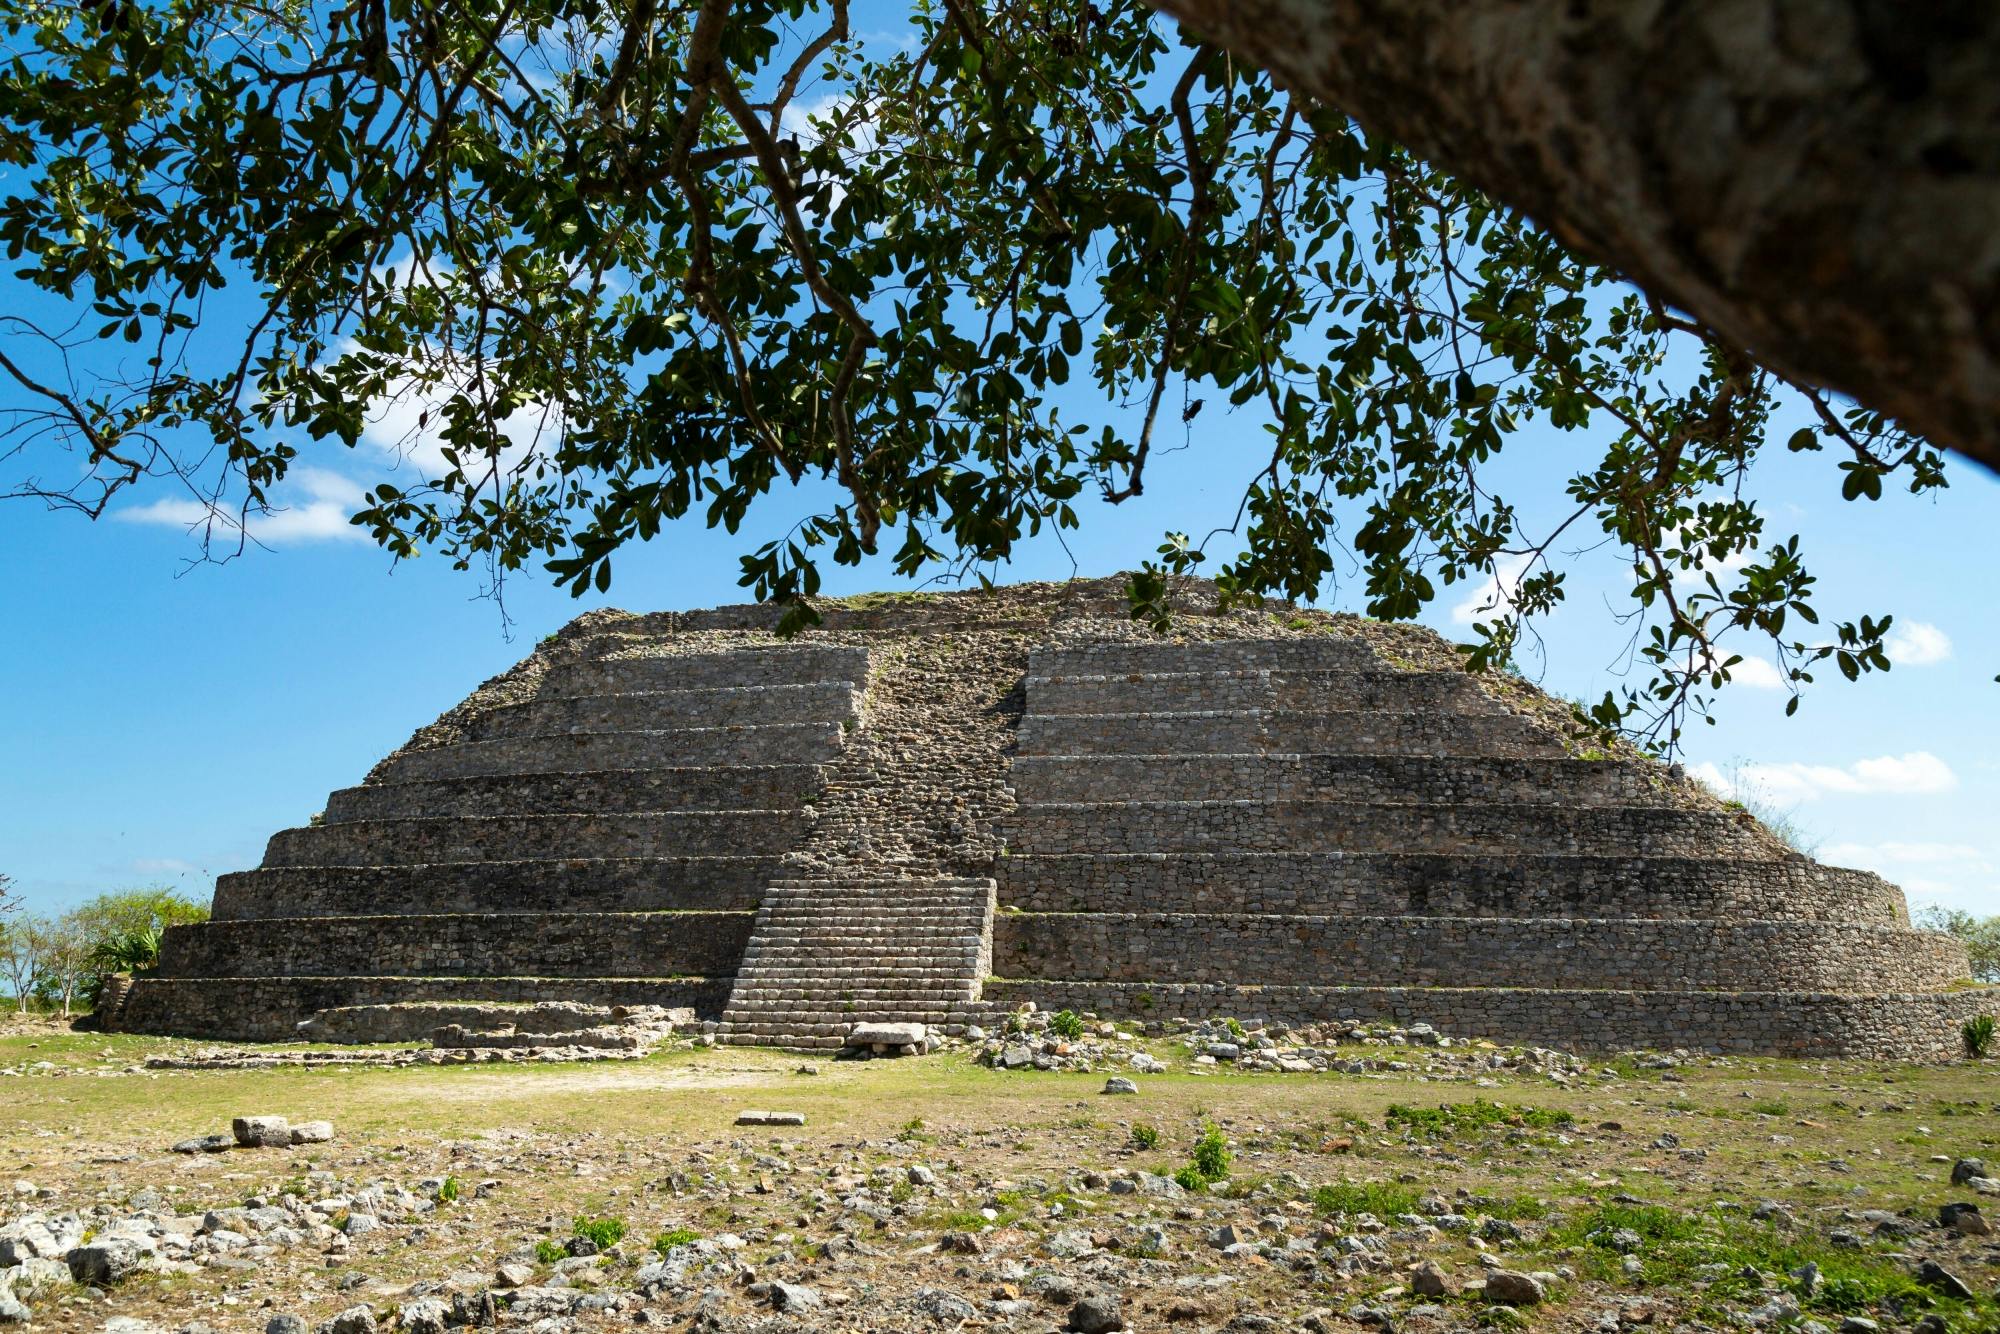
(121, 577, 1982, 1057)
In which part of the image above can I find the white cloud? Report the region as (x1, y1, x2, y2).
(1822, 841, 1993, 871)
(1450, 553, 1535, 626)
(1820, 841, 2000, 915)
(117, 467, 370, 546)
(1886, 620, 1953, 666)
(1711, 653, 1785, 689)
(1691, 751, 1958, 804)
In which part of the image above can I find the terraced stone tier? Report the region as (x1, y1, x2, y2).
(469, 683, 860, 739)
(155, 910, 753, 979)
(121, 975, 731, 1043)
(979, 980, 1990, 1060)
(994, 912, 1966, 994)
(1009, 754, 1672, 806)
(1030, 638, 1376, 675)
(323, 765, 827, 821)
(1008, 799, 1769, 858)
(994, 851, 1910, 924)
(1025, 669, 1500, 716)
(264, 810, 811, 867)
(1014, 710, 1560, 757)
(379, 724, 846, 781)
(211, 857, 783, 920)
(545, 645, 872, 695)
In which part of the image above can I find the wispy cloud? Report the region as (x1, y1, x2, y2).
(1887, 620, 1953, 666)
(1692, 751, 1958, 803)
(1450, 553, 1535, 626)
(116, 467, 370, 545)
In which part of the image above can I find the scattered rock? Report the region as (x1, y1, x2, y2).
(1411, 1260, 1455, 1297)
(1940, 1201, 1991, 1235)
(1482, 1270, 1545, 1306)
(1102, 1077, 1138, 1095)
(313, 1305, 376, 1334)
(1068, 1292, 1125, 1333)
(264, 1319, 307, 1334)
(768, 1281, 822, 1312)
(1917, 1260, 1974, 1301)
(495, 1262, 535, 1288)
(66, 1237, 152, 1286)
(289, 1120, 335, 1145)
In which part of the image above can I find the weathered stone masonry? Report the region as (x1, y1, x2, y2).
(123, 577, 1989, 1056)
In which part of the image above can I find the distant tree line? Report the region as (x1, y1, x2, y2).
(0, 883, 209, 1017)
(1919, 907, 2000, 984)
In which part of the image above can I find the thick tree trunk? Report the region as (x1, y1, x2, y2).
(1148, 0, 2000, 472)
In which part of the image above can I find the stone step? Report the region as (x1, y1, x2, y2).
(1014, 709, 1559, 758)
(378, 724, 847, 782)
(154, 911, 754, 980)
(718, 877, 997, 1045)
(1026, 669, 1498, 717)
(1008, 753, 1669, 807)
(264, 810, 813, 868)
(119, 975, 733, 1044)
(1006, 798, 1768, 858)
(545, 646, 872, 695)
(974, 979, 1987, 1061)
(1029, 638, 1376, 677)
(992, 851, 1910, 925)
(472, 683, 860, 739)
(211, 856, 785, 920)
(323, 765, 829, 821)
(992, 912, 1966, 995)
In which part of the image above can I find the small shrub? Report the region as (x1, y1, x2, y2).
(1746, 1099, 1791, 1117)
(1130, 1123, 1160, 1150)
(1221, 1016, 1247, 1041)
(1190, 1123, 1232, 1182)
(1965, 1015, 1996, 1058)
(571, 1214, 627, 1249)
(436, 1175, 461, 1204)
(1171, 1165, 1206, 1193)
(534, 1238, 564, 1265)
(1049, 1009, 1085, 1040)
(653, 1227, 702, 1255)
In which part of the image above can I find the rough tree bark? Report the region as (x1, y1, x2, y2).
(1148, 0, 2000, 473)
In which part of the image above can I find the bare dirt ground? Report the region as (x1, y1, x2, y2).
(3, 1022, 2000, 1334)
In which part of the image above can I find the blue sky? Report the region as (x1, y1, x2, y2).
(3, 389, 1996, 922)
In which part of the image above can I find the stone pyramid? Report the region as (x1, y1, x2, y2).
(123, 577, 1982, 1056)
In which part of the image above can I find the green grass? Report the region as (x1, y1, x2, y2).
(1384, 1098, 1575, 1139)
(652, 1227, 701, 1254)
(1310, 1181, 1421, 1218)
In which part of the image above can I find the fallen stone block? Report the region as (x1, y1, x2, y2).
(65, 1237, 153, 1287)
(289, 1121, 335, 1145)
(232, 1116, 291, 1148)
(172, 1134, 233, 1155)
(844, 1022, 928, 1055)
(735, 1110, 807, 1127)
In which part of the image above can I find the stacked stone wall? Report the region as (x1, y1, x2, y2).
(211, 858, 779, 920)
(264, 810, 812, 866)
(380, 724, 845, 780)
(995, 912, 1966, 994)
(1008, 799, 1769, 858)
(323, 765, 827, 821)
(979, 980, 1993, 1060)
(1011, 754, 1671, 806)
(1016, 710, 1561, 757)
(122, 976, 730, 1043)
(470, 682, 859, 738)
(156, 910, 751, 979)
(994, 851, 1909, 924)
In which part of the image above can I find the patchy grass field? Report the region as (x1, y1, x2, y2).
(4, 1023, 2000, 1332)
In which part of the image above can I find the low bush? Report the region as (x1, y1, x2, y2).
(653, 1227, 701, 1254)
(1049, 1009, 1085, 1040)
(571, 1214, 627, 1249)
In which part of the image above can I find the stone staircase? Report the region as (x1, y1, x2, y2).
(715, 878, 996, 1049)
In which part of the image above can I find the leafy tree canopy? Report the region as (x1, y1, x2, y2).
(0, 0, 1954, 749)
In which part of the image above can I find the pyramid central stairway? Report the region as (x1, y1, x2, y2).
(124, 580, 1987, 1057)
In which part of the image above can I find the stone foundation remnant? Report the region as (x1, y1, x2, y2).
(121, 576, 1990, 1058)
